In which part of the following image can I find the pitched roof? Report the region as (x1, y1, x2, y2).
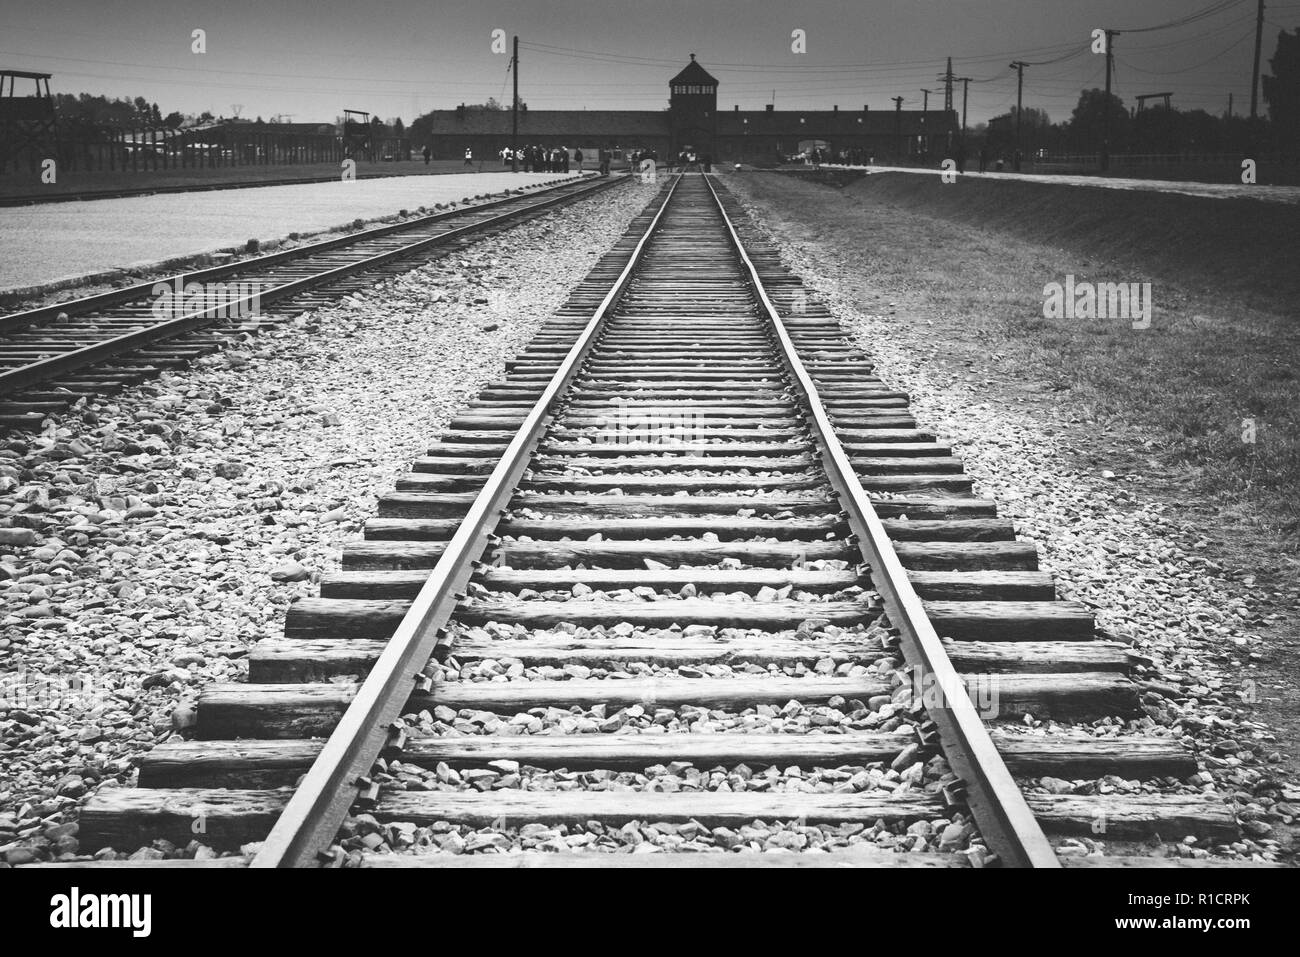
(715, 110, 955, 136)
(669, 56, 718, 87)
(430, 110, 671, 139)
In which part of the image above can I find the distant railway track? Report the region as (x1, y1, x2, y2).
(0, 173, 624, 427)
(68, 173, 1242, 869)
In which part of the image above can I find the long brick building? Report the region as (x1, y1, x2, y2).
(422, 55, 958, 163)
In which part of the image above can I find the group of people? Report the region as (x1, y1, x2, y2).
(419, 143, 623, 176)
(828, 147, 875, 166)
(665, 149, 712, 172)
(498, 145, 581, 173)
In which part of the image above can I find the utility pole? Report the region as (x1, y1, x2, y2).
(1009, 61, 1027, 171)
(946, 75, 972, 170)
(952, 76, 971, 145)
(511, 35, 519, 173)
(920, 89, 932, 160)
(939, 60, 955, 155)
(1250, 0, 1265, 120)
(892, 96, 904, 160)
(1101, 30, 1117, 171)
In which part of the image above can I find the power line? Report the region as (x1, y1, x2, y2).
(1117, 28, 1258, 74)
(1115, 0, 1247, 33)
(519, 38, 1091, 75)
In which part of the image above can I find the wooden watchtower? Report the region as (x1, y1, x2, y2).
(342, 109, 373, 162)
(0, 70, 57, 173)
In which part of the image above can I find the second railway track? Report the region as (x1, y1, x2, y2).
(70, 173, 1245, 868)
(0, 173, 620, 428)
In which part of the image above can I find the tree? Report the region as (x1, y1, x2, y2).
(984, 106, 1053, 156)
(461, 98, 525, 112)
(1180, 108, 1223, 153)
(1067, 88, 1130, 153)
(163, 111, 185, 129)
(1131, 104, 1180, 153)
(1262, 28, 1300, 150)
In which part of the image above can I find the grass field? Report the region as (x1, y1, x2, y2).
(730, 171, 1300, 543)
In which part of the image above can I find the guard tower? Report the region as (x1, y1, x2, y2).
(0, 70, 57, 173)
(669, 55, 718, 158)
(342, 109, 373, 161)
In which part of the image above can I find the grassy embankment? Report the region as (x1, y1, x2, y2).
(734, 171, 1300, 543)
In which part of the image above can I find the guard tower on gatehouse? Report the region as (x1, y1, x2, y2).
(669, 54, 717, 158)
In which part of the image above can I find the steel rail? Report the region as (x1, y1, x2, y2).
(250, 174, 683, 868)
(702, 174, 1061, 869)
(0, 177, 625, 395)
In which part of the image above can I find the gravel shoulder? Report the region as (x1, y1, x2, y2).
(0, 179, 654, 865)
(721, 171, 1299, 864)
(840, 164, 1300, 204)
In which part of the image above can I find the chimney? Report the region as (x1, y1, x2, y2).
(833, 105, 838, 112)
(734, 105, 739, 111)
(765, 104, 774, 113)
(863, 104, 869, 112)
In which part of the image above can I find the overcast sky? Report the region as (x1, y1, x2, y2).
(7, 0, 1298, 124)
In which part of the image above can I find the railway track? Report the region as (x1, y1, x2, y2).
(0, 174, 621, 428)
(72, 173, 1242, 868)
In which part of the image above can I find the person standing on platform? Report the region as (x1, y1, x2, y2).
(422, 145, 431, 165)
(575, 148, 584, 172)
(464, 147, 473, 167)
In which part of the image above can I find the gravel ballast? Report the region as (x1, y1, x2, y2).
(723, 173, 1296, 864)
(0, 178, 656, 865)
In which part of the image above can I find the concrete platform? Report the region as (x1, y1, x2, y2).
(0, 171, 581, 295)
(819, 164, 1300, 205)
